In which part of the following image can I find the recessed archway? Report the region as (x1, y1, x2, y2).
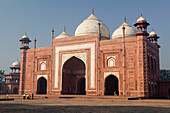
(37, 77, 47, 94)
(168, 88, 170, 99)
(61, 56, 86, 95)
(13, 87, 18, 94)
(104, 75, 119, 95)
(77, 77, 86, 95)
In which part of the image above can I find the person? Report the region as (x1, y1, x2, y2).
(6, 94, 9, 98)
(23, 93, 26, 99)
(28, 94, 31, 99)
(114, 91, 117, 96)
(32, 93, 34, 100)
(26, 94, 29, 99)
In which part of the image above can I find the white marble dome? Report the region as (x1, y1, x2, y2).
(12, 60, 20, 67)
(149, 30, 157, 35)
(55, 28, 70, 39)
(22, 34, 29, 39)
(136, 16, 147, 23)
(112, 21, 136, 39)
(75, 13, 110, 38)
(149, 30, 158, 37)
(137, 16, 146, 22)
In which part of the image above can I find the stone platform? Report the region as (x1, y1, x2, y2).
(1, 94, 139, 100)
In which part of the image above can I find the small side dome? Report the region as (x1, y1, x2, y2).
(149, 30, 157, 37)
(112, 18, 136, 39)
(55, 27, 70, 39)
(75, 10, 110, 38)
(12, 60, 20, 67)
(136, 15, 147, 23)
(22, 33, 29, 39)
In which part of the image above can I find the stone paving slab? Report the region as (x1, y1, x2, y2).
(1, 98, 170, 113)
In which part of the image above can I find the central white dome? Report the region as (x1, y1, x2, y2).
(75, 13, 110, 38)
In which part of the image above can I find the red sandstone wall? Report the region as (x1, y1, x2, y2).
(22, 47, 52, 94)
(19, 34, 160, 98)
(100, 37, 140, 97)
(158, 81, 170, 98)
(147, 40, 160, 98)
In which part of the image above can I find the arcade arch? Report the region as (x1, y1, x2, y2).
(104, 75, 119, 95)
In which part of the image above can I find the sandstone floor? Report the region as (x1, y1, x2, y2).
(1, 98, 170, 113)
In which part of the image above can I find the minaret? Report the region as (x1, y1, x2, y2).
(122, 17, 126, 96)
(19, 34, 31, 94)
(148, 30, 160, 48)
(50, 28, 54, 94)
(134, 15, 149, 98)
(134, 14, 150, 36)
(97, 22, 101, 95)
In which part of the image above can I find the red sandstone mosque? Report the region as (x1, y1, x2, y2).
(12, 10, 170, 98)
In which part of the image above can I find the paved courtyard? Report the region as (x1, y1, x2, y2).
(1, 98, 170, 113)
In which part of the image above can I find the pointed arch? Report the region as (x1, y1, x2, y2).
(104, 75, 119, 95)
(37, 77, 47, 94)
(107, 57, 116, 67)
(61, 56, 86, 95)
(40, 61, 46, 70)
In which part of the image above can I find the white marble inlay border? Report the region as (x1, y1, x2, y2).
(37, 75, 48, 80)
(104, 72, 119, 79)
(55, 43, 95, 88)
(62, 53, 86, 67)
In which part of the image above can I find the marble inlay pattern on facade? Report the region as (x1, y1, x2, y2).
(104, 72, 119, 79)
(55, 43, 95, 89)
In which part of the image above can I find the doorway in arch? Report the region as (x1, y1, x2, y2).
(104, 75, 119, 95)
(61, 56, 86, 95)
(37, 77, 47, 94)
(77, 77, 86, 95)
(13, 87, 18, 94)
(168, 88, 170, 99)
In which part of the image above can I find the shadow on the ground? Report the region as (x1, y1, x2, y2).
(0, 103, 170, 113)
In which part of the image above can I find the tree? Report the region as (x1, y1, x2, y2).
(0, 70, 4, 92)
(160, 69, 170, 80)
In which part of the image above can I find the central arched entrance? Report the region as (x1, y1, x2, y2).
(37, 77, 47, 94)
(61, 56, 86, 95)
(104, 75, 119, 95)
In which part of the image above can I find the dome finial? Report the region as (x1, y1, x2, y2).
(141, 13, 143, 17)
(25, 32, 27, 35)
(92, 8, 94, 14)
(124, 17, 126, 22)
(64, 26, 66, 32)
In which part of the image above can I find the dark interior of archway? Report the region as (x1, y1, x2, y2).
(77, 77, 86, 95)
(105, 75, 119, 95)
(37, 77, 47, 94)
(62, 56, 86, 95)
(13, 87, 18, 94)
(168, 88, 170, 99)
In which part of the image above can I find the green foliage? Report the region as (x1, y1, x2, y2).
(0, 70, 4, 81)
(160, 69, 170, 80)
(0, 70, 5, 91)
(0, 83, 3, 91)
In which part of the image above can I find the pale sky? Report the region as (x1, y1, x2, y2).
(0, 0, 170, 73)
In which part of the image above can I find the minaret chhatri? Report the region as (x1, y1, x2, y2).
(19, 33, 31, 94)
